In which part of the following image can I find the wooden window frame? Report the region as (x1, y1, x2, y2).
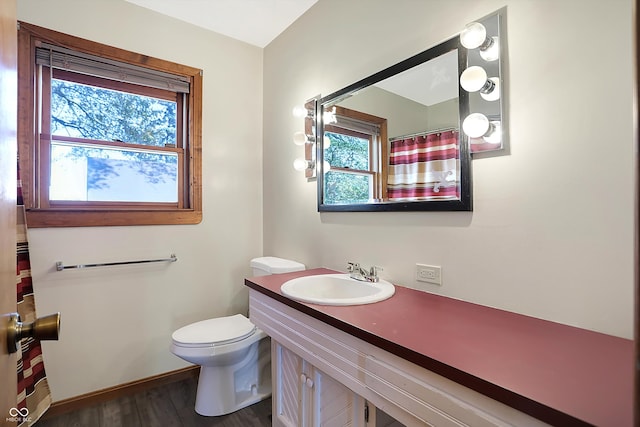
(326, 106, 388, 201)
(17, 22, 202, 227)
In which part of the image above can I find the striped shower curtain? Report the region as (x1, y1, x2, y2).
(16, 163, 52, 426)
(387, 130, 460, 200)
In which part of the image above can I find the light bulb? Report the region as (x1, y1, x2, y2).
(483, 121, 502, 144)
(462, 113, 490, 138)
(293, 131, 312, 146)
(480, 77, 500, 101)
(460, 22, 499, 61)
(460, 66, 488, 92)
(323, 135, 331, 149)
(292, 105, 308, 118)
(460, 67, 500, 101)
(480, 36, 500, 61)
(293, 158, 310, 171)
(323, 107, 336, 124)
(323, 161, 331, 173)
(460, 22, 487, 49)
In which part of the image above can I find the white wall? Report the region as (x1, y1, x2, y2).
(263, 0, 634, 338)
(18, 0, 264, 401)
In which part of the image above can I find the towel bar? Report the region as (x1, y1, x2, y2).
(55, 254, 177, 271)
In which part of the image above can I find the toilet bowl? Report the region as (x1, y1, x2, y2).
(170, 314, 270, 416)
(170, 257, 305, 416)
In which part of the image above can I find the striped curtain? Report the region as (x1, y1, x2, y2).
(387, 130, 460, 200)
(16, 163, 52, 426)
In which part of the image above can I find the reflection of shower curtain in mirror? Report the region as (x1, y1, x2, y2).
(16, 162, 52, 426)
(387, 131, 459, 200)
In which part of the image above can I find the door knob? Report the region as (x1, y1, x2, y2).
(6, 312, 60, 354)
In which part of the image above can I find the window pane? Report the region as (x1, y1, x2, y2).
(323, 171, 371, 204)
(51, 79, 177, 147)
(324, 132, 369, 170)
(50, 141, 178, 203)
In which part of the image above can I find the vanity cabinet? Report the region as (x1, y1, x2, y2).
(249, 289, 550, 427)
(272, 341, 367, 427)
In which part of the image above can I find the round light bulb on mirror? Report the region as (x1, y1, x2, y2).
(460, 66, 488, 92)
(460, 22, 499, 62)
(462, 113, 490, 138)
(460, 67, 500, 101)
(323, 109, 337, 124)
(292, 105, 309, 118)
(293, 131, 312, 146)
(483, 121, 502, 144)
(460, 22, 487, 49)
(480, 77, 500, 101)
(322, 160, 331, 173)
(480, 36, 500, 61)
(323, 135, 331, 149)
(293, 158, 312, 171)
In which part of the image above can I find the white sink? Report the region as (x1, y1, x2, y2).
(280, 274, 395, 306)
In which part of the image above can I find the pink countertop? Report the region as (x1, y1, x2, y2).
(245, 268, 634, 427)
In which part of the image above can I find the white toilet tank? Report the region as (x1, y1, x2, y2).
(250, 256, 305, 276)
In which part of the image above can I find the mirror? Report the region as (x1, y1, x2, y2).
(316, 9, 506, 212)
(317, 36, 471, 211)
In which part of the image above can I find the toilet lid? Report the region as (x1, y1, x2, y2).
(172, 314, 256, 347)
(250, 257, 305, 274)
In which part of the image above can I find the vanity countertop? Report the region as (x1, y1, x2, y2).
(245, 268, 633, 427)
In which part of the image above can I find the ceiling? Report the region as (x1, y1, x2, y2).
(124, 0, 457, 107)
(124, 0, 318, 48)
(375, 50, 459, 107)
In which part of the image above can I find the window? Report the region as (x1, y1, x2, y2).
(324, 128, 375, 204)
(322, 107, 387, 205)
(17, 22, 202, 227)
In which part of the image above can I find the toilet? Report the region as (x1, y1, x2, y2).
(170, 257, 305, 416)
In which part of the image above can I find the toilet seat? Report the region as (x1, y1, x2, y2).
(172, 314, 256, 348)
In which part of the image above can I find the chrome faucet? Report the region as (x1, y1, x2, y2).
(347, 262, 383, 282)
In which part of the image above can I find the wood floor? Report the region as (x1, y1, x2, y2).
(36, 376, 272, 427)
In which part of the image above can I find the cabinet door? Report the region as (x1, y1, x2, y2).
(309, 367, 366, 427)
(273, 341, 306, 427)
(273, 340, 367, 427)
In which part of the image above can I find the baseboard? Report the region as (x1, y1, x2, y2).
(41, 365, 199, 420)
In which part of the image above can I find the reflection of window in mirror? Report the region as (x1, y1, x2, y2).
(323, 107, 388, 204)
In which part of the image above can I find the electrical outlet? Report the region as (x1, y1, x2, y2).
(416, 264, 442, 285)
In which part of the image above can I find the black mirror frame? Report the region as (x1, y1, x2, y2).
(316, 36, 472, 212)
